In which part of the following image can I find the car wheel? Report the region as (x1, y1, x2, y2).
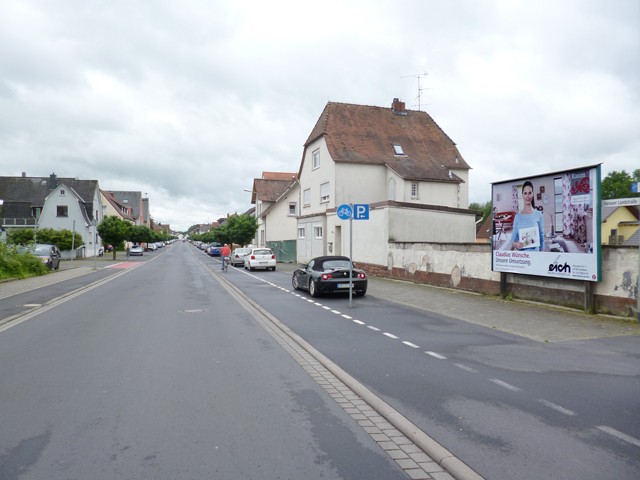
(309, 280, 319, 298)
(292, 275, 300, 290)
(250, 266, 255, 271)
(271, 266, 276, 271)
(355, 290, 367, 297)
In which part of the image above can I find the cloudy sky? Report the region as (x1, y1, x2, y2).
(1, 0, 638, 231)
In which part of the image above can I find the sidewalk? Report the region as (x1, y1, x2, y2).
(275, 262, 640, 343)
(2, 257, 639, 342)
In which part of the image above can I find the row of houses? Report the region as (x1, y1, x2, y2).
(0, 172, 159, 255)
(247, 98, 478, 265)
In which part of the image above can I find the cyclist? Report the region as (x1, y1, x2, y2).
(220, 243, 231, 271)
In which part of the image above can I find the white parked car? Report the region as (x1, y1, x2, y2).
(244, 248, 276, 271)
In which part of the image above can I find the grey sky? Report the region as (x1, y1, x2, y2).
(1, 0, 638, 231)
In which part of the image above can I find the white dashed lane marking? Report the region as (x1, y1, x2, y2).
(490, 378, 522, 392)
(454, 363, 477, 373)
(425, 351, 447, 360)
(538, 399, 576, 416)
(596, 425, 640, 448)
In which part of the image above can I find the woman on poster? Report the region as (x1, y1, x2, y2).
(510, 180, 544, 251)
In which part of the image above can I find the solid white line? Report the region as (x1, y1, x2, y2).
(454, 363, 476, 373)
(367, 326, 380, 331)
(596, 425, 640, 448)
(538, 399, 576, 416)
(425, 351, 447, 360)
(402, 341, 420, 349)
(353, 320, 365, 325)
(341, 314, 352, 319)
(489, 378, 522, 392)
(383, 332, 398, 339)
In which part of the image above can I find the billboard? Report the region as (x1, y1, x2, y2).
(491, 165, 601, 281)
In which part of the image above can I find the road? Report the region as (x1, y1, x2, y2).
(202, 245, 640, 480)
(1, 241, 639, 479)
(0, 245, 410, 480)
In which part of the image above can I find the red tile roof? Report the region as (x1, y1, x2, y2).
(303, 100, 470, 183)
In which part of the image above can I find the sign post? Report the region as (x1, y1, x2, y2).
(337, 203, 369, 308)
(337, 204, 354, 307)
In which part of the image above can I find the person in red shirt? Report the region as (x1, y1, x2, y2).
(220, 244, 231, 270)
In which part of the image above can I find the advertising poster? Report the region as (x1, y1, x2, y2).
(491, 165, 601, 281)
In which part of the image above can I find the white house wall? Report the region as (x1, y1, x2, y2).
(390, 207, 475, 243)
(39, 184, 103, 255)
(264, 187, 299, 242)
(335, 163, 387, 205)
(327, 207, 389, 265)
(300, 138, 336, 215)
(296, 215, 326, 262)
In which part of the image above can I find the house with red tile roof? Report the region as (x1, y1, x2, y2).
(100, 190, 135, 224)
(295, 98, 477, 264)
(248, 172, 298, 252)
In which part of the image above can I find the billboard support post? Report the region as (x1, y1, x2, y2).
(584, 281, 595, 314)
(500, 272, 508, 299)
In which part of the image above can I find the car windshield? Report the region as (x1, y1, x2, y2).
(253, 249, 272, 255)
(318, 259, 351, 270)
(33, 245, 51, 255)
(236, 249, 250, 254)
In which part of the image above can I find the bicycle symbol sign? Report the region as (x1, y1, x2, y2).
(337, 204, 352, 220)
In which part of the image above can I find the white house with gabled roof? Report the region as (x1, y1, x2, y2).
(296, 98, 477, 265)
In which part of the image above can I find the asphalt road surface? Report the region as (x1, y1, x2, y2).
(2, 242, 639, 480)
(201, 245, 640, 480)
(0, 245, 410, 480)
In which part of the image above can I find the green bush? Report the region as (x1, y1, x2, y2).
(0, 243, 48, 280)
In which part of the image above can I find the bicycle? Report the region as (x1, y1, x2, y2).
(222, 256, 230, 272)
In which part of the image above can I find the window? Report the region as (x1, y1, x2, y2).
(57, 206, 68, 217)
(288, 202, 297, 216)
(411, 182, 419, 199)
(303, 188, 311, 207)
(320, 182, 330, 203)
(393, 144, 405, 155)
(60, 189, 65, 195)
(312, 149, 320, 169)
(298, 227, 305, 239)
(314, 226, 323, 238)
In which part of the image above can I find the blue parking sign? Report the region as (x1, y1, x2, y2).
(353, 204, 369, 220)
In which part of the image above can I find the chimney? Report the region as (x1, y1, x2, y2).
(392, 98, 406, 114)
(48, 173, 57, 190)
(22, 172, 26, 177)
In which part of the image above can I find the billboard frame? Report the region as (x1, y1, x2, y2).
(491, 164, 601, 282)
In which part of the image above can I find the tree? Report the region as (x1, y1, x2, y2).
(37, 228, 84, 251)
(601, 169, 640, 200)
(7, 228, 35, 245)
(129, 225, 154, 245)
(469, 201, 492, 222)
(97, 217, 131, 259)
(223, 214, 258, 246)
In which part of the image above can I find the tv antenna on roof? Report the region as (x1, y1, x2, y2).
(401, 72, 428, 111)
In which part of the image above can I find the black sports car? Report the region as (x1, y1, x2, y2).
(292, 256, 367, 297)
